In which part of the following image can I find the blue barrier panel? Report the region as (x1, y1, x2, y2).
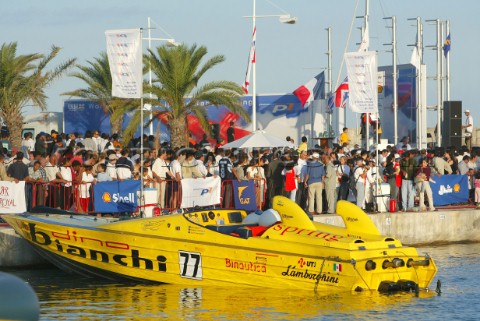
(430, 175, 469, 206)
(93, 180, 141, 213)
(232, 180, 257, 212)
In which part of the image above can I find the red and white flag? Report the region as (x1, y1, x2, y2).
(293, 71, 325, 108)
(242, 27, 256, 94)
(335, 77, 349, 107)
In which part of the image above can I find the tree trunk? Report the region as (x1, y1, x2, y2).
(111, 114, 123, 136)
(3, 107, 24, 150)
(169, 116, 188, 149)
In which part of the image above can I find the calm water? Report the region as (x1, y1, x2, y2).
(4, 243, 480, 321)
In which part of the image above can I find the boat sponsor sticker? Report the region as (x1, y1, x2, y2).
(178, 251, 203, 280)
(24, 223, 168, 272)
(225, 257, 267, 273)
(333, 263, 342, 272)
(298, 258, 316, 268)
(270, 224, 343, 242)
(281, 265, 339, 284)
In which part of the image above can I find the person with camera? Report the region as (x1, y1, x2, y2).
(353, 158, 368, 210)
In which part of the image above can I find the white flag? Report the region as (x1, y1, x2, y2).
(344, 51, 378, 113)
(105, 29, 143, 98)
(358, 27, 369, 52)
(410, 46, 421, 70)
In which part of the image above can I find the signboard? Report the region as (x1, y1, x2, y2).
(180, 177, 221, 208)
(430, 175, 468, 206)
(93, 180, 140, 213)
(232, 180, 257, 212)
(0, 181, 27, 214)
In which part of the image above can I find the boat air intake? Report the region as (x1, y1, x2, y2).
(365, 260, 376, 271)
(407, 258, 430, 268)
(382, 258, 405, 269)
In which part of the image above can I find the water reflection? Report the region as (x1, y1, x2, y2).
(5, 243, 480, 321)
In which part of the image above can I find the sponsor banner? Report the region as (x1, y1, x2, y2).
(430, 175, 468, 206)
(345, 51, 378, 113)
(0, 181, 26, 214)
(93, 180, 141, 213)
(105, 29, 143, 98)
(232, 180, 257, 212)
(181, 177, 221, 208)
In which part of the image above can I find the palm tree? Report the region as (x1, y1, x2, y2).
(124, 43, 249, 149)
(62, 52, 138, 136)
(0, 42, 75, 148)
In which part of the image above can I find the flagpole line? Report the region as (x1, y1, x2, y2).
(334, 0, 359, 90)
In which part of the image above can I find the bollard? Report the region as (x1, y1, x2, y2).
(0, 272, 40, 321)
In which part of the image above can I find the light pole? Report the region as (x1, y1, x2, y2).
(244, 0, 297, 132)
(143, 17, 180, 136)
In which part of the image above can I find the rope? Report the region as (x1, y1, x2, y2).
(334, 0, 360, 90)
(314, 258, 326, 292)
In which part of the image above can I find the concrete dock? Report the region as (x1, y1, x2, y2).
(1, 207, 479, 267)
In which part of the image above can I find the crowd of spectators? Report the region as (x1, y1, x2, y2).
(1, 128, 479, 214)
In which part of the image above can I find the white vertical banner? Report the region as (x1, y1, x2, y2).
(344, 51, 378, 113)
(105, 29, 143, 98)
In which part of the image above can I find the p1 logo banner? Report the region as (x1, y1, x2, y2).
(181, 177, 221, 208)
(94, 180, 141, 213)
(232, 180, 257, 212)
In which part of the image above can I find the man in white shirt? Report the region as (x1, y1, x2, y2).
(152, 149, 173, 208)
(462, 109, 474, 150)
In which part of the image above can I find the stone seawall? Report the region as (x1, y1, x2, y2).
(0, 227, 47, 268)
(314, 208, 480, 246)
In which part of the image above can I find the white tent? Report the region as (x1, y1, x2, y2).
(221, 130, 296, 149)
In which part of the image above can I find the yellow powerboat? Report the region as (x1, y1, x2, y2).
(1, 196, 437, 292)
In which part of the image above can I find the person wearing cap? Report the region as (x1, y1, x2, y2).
(106, 153, 118, 180)
(304, 152, 324, 215)
(462, 109, 474, 150)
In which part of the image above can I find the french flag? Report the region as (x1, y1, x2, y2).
(293, 71, 325, 108)
(242, 27, 256, 94)
(334, 77, 349, 107)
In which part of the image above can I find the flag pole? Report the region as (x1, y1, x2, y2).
(140, 27, 145, 218)
(252, 0, 257, 132)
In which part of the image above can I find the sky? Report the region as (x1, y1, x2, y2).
(1, 0, 478, 130)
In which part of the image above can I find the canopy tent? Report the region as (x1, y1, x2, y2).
(221, 131, 296, 149)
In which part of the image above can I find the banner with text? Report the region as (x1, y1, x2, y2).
(93, 180, 141, 213)
(181, 177, 221, 208)
(345, 51, 378, 113)
(0, 181, 27, 214)
(232, 180, 257, 212)
(105, 29, 143, 98)
(430, 175, 468, 206)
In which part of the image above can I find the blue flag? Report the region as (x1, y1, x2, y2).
(443, 34, 451, 58)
